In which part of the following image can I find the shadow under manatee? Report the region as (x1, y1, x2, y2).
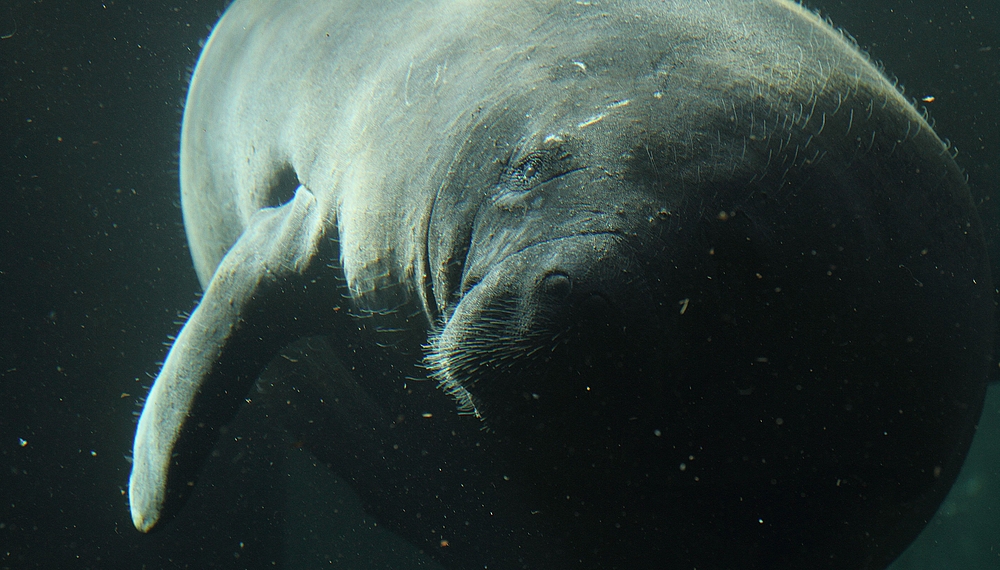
(256, 336, 1000, 569)
(254, 331, 594, 569)
(282, 445, 445, 569)
(255, 335, 447, 569)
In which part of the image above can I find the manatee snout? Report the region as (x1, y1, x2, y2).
(427, 232, 658, 418)
(530, 234, 657, 338)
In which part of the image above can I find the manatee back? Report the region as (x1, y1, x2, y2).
(179, 0, 391, 286)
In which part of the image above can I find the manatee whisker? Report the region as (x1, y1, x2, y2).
(424, 296, 558, 420)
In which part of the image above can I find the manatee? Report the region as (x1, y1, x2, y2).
(129, 0, 994, 567)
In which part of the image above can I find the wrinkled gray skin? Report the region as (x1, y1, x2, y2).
(130, 0, 991, 566)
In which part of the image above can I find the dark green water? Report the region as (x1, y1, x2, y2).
(2, 0, 996, 567)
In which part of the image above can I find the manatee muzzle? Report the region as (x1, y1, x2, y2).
(425, 232, 657, 420)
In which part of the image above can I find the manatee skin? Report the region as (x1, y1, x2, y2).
(129, 0, 994, 568)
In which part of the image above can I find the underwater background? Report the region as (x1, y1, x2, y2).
(2, 0, 997, 567)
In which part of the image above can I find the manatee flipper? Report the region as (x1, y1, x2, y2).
(129, 185, 331, 532)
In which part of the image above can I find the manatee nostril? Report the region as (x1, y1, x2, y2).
(540, 271, 572, 301)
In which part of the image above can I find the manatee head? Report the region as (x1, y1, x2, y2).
(424, 125, 671, 421)
(418, 28, 792, 427)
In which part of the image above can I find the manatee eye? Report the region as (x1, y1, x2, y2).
(507, 152, 549, 192)
(497, 148, 577, 197)
(519, 154, 542, 180)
